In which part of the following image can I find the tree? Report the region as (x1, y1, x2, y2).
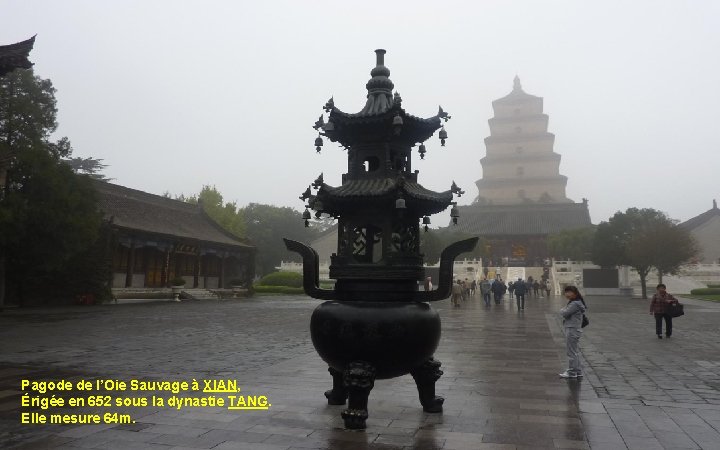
(63, 156, 110, 180)
(184, 185, 246, 238)
(1, 147, 103, 304)
(0, 69, 102, 306)
(652, 225, 698, 283)
(591, 208, 698, 298)
(419, 229, 445, 265)
(0, 69, 68, 193)
(547, 227, 596, 261)
(240, 203, 321, 275)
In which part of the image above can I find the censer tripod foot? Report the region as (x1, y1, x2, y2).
(411, 357, 445, 413)
(341, 361, 376, 429)
(324, 367, 348, 405)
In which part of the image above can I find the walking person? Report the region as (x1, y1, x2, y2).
(544, 279, 552, 297)
(559, 285, 587, 378)
(423, 276, 433, 292)
(649, 283, 678, 339)
(470, 279, 477, 297)
(533, 280, 541, 298)
(451, 280, 463, 307)
(480, 278, 492, 307)
(526, 277, 534, 298)
(508, 281, 515, 300)
(514, 278, 527, 310)
(491, 278, 506, 304)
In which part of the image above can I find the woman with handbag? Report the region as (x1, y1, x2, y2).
(559, 285, 587, 378)
(649, 283, 679, 339)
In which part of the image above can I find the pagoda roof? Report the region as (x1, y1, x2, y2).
(93, 180, 254, 250)
(319, 50, 447, 147)
(452, 202, 592, 236)
(679, 200, 720, 231)
(313, 178, 453, 215)
(0, 36, 35, 76)
(493, 76, 542, 104)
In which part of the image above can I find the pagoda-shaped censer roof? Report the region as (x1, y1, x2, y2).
(302, 49, 461, 220)
(319, 49, 450, 148)
(312, 178, 454, 216)
(0, 36, 35, 77)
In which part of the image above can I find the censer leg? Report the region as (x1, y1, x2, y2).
(341, 361, 376, 429)
(411, 357, 444, 413)
(324, 366, 348, 405)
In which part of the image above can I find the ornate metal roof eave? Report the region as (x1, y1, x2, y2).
(310, 182, 453, 216)
(0, 35, 35, 77)
(322, 109, 443, 148)
(311, 195, 452, 217)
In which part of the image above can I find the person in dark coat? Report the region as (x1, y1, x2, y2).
(649, 283, 679, 339)
(514, 278, 527, 310)
(491, 277, 506, 304)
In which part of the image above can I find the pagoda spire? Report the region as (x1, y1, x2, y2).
(513, 75, 522, 92)
(359, 49, 395, 115)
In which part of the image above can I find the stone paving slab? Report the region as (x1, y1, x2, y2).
(0, 293, 719, 449)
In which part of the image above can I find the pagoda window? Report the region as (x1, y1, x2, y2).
(516, 167, 524, 176)
(514, 108, 521, 116)
(514, 126, 522, 134)
(515, 146, 523, 154)
(363, 156, 380, 172)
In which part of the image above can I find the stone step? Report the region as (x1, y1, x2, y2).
(180, 289, 220, 300)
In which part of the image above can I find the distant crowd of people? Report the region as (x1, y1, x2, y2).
(444, 274, 553, 309)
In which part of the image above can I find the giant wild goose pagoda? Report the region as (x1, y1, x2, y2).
(454, 77, 592, 266)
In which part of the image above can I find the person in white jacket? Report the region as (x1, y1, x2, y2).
(559, 285, 587, 378)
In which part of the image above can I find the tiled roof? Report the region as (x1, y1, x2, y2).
(93, 181, 253, 249)
(452, 202, 592, 236)
(679, 204, 720, 231)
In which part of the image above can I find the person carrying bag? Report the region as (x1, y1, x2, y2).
(649, 283, 680, 339)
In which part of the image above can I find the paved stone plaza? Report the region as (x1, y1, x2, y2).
(1, 292, 719, 450)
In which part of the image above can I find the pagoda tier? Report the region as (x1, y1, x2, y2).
(0, 36, 35, 77)
(312, 179, 453, 216)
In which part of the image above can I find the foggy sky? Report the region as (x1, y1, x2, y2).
(3, 0, 719, 225)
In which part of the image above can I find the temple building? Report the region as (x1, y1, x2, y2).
(94, 181, 255, 289)
(680, 200, 720, 264)
(454, 77, 592, 265)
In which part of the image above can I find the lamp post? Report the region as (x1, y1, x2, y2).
(284, 50, 477, 429)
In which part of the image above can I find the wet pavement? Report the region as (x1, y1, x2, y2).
(1, 291, 719, 449)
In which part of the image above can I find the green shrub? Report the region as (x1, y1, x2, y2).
(707, 284, 720, 289)
(690, 288, 720, 295)
(257, 271, 303, 287)
(170, 277, 186, 286)
(253, 285, 305, 294)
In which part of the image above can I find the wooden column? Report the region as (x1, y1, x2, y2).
(203, 255, 209, 289)
(219, 255, 226, 288)
(194, 252, 200, 288)
(125, 243, 135, 287)
(161, 250, 170, 287)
